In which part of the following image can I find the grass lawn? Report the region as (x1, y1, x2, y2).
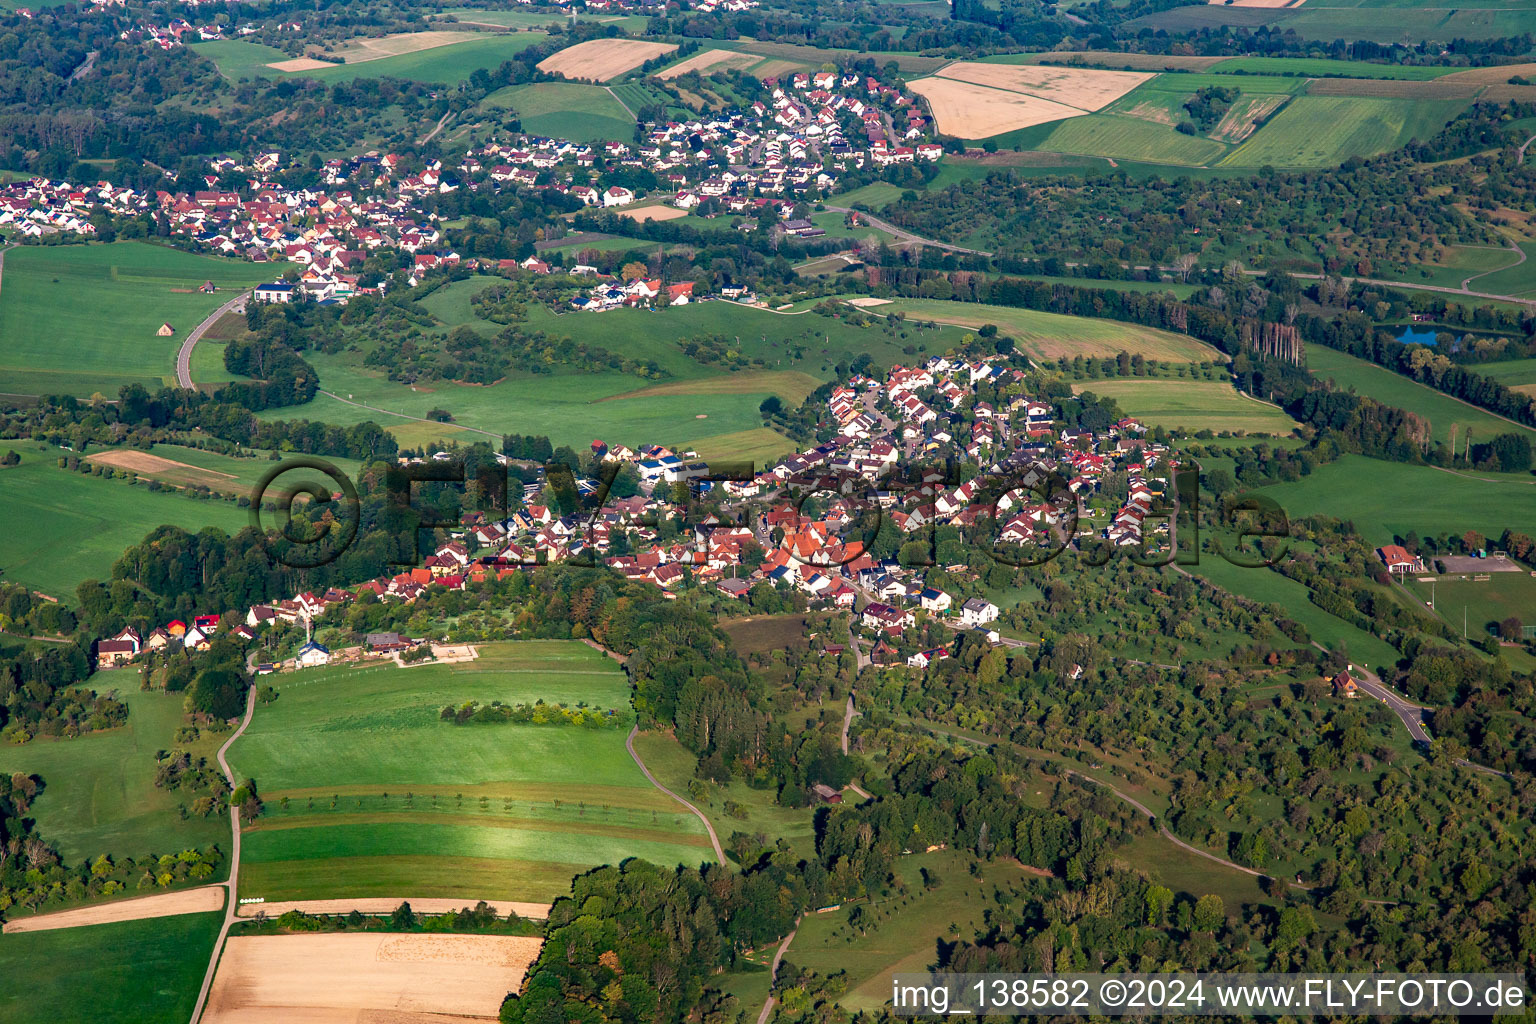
(863, 297, 1222, 362)
(1220, 97, 1468, 168)
(483, 82, 634, 144)
(833, 182, 912, 211)
(0, 681, 230, 864)
(1072, 379, 1299, 435)
(272, 301, 966, 449)
(1307, 346, 1536, 449)
(190, 39, 296, 81)
(1406, 571, 1536, 644)
(0, 448, 250, 601)
(229, 642, 712, 902)
(0, 912, 222, 1024)
(789, 850, 1032, 1011)
(1253, 455, 1536, 547)
(0, 242, 270, 397)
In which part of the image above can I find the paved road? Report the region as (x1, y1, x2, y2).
(175, 290, 251, 388)
(188, 683, 259, 1024)
(755, 917, 801, 1024)
(68, 50, 98, 81)
(823, 206, 993, 256)
(625, 725, 726, 864)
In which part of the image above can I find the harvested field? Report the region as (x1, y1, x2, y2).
(2, 885, 225, 934)
(1031, 51, 1226, 71)
(202, 933, 543, 1023)
(611, 202, 689, 222)
(1438, 62, 1536, 87)
(1210, 94, 1288, 143)
(1481, 84, 1536, 104)
(336, 30, 481, 61)
(236, 898, 551, 919)
(749, 58, 804, 80)
(268, 57, 333, 72)
(537, 38, 676, 82)
(200, 309, 249, 342)
(907, 78, 1088, 139)
(658, 48, 760, 79)
(933, 62, 1152, 111)
(1121, 101, 1178, 125)
(846, 297, 892, 307)
(1304, 77, 1482, 99)
(86, 449, 237, 488)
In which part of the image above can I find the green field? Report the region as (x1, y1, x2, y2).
(0, 242, 270, 397)
(483, 82, 634, 144)
(1307, 346, 1536, 449)
(0, 681, 230, 863)
(1406, 570, 1536, 642)
(1040, 113, 1228, 167)
(1072, 379, 1299, 435)
(1466, 242, 1536, 300)
(267, 299, 967, 450)
(1220, 96, 1468, 168)
(84, 442, 366, 498)
(196, 33, 547, 84)
(436, 7, 638, 29)
(1207, 56, 1463, 80)
(0, 913, 221, 1024)
(229, 642, 713, 902)
(854, 297, 1223, 362)
(1254, 453, 1536, 546)
(0, 449, 249, 601)
(1480, 357, 1536, 392)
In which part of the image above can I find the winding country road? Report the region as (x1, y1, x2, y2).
(188, 683, 258, 1024)
(175, 290, 251, 389)
(755, 916, 802, 1024)
(840, 694, 873, 800)
(823, 205, 993, 256)
(625, 725, 726, 865)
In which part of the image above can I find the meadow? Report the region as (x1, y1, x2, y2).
(1039, 113, 1227, 166)
(1479, 357, 1536, 395)
(856, 297, 1222, 362)
(0, 681, 230, 863)
(0, 912, 222, 1024)
(1206, 56, 1464, 79)
(271, 298, 968, 450)
(1306, 346, 1536, 449)
(482, 82, 635, 144)
(1219, 96, 1468, 168)
(1072, 379, 1299, 435)
(1253, 454, 1536, 546)
(229, 642, 714, 902)
(0, 448, 250, 600)
(196, 33, 547, 84)
(0, 242, 270, 398)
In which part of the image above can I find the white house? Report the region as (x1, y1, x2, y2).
(959, 598, 999, 627)
(295, 640, 331, 668)
(253, 282, 295, 303)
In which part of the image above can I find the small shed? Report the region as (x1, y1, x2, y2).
(156, 322, 175, 336)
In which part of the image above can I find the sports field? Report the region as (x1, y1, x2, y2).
(0, 242, 269, 397)
(483, 82, 634, 143)
(229, 642, 714, 902)
(1072, 379, 1300, 435)
(0, 913, 222, 1024)
(1307, 346, 1536, 449)
(858, 298, 1222, 362)
(1406, 571, 1536, 644)
(0, 681, 231, 863)
(0, 448, 249, 600)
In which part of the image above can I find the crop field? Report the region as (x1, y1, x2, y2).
(909, 62, 1149, 139)
(203, 933, 543, 1024)
(269, 30, 482, 71)
(0, 681, 229, 863)
(658, 48, 763, 78)
(1040, 113, 1228, 165)
(716, 38, 945, 75)
(264, 300, 968, 449)
(1307, 346, 1536, 449)
(227, 32, 545, 83)
(537, 38, 676, 81)
(1072, 379, 1300, 435)
(1220, 96, 1466, 167)
(0, 913, 222, 1024)
(483, 82, 634, 143)
(1254, 454, 1536, 547)
(933, 62, 1152, 108)
(82, 443, 365, 498)
(0, 448, 250, 601)
(0, 242, 271, 397)
(229, 642, 713, 902)
(1206, 56, 1464, 79)
(860, 298, 1223, 362)
(998, 51, 1227, 71)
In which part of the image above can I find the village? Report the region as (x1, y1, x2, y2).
(0, 60, 935, 310)
(92, 350, 1194, 674)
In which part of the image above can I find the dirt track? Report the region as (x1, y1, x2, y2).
(202, 933, 542, 1023)
(2, 885, 225, 934)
